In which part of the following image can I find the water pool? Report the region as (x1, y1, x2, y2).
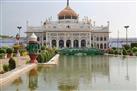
(1, 55, 137, 91)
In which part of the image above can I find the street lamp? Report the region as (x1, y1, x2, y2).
(16, 26, 22, 57)
(17, 26, 22, 36)
(124, 25, 129, 45)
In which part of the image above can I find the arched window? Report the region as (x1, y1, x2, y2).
(97, 44, 99, 48)
(73, 40, 79, 48)
(81, 40, 86, 48)
(66, 40, 71, 48)
(37, 37, 40, 41)
(52, 40, 56, 48)
(66, 25, 70, 28)
(100, 37, 103, 41)
(100, 43, 103, 49)
(104, 37, 106, 41)
(97, 37, 99, 41)
(91, 44, 93, 48)
(43, 36, 46, 40)
(59, 40, 64, 48)
(91, 36, 93, 40)
(104, 43, 107, 49)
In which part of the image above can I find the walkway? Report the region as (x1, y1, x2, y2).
(0, 64, 37, 86)
(0, 54, 60, 87)
(0, 56, 30, 72)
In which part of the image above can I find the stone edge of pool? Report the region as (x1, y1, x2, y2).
(0, 54, 60, 87)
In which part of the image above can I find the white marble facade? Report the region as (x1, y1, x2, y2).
(26, 1, 110, 50)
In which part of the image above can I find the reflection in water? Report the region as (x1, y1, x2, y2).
(58, 84, 78, 91)
(56, 56, 110, 91)
(12, 77, 23, 91)
(2, 55, 136, 91)
(28, 68, 38, 91)
(125, 58, 129, 81)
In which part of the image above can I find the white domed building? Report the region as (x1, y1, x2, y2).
(26, 0, 110, 49)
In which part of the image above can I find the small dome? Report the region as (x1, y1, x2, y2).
(29, 33, 37, 42)
(58, 6, 78, 19)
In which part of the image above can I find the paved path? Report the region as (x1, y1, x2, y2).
(0, 64, 37, 86)
(0, 56, 30, 71)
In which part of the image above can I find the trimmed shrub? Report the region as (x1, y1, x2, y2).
(127, 49, 133, 56)
(19, 49, 28, 56)
(131, 43, 137, 48)
(6, 48, 13, 54)
(41, 46, 46, 50)
(132, 47, 137, 53)
(26, 60, 30, 64)
(0, 49, 6, 54)
(8, 58, 16, 71)
(122, 49, 128, 55)
(37, 48, 56, 63)
(123, 45, 130, 50)
(3, 64, 9, 72)
(108, 49, 114, 54)
(114, 50, 118, 55)
(0, 53, 5, 59)
(1, 46, 8, 51)
(42, 52, 48, 62)
(112, 47, 116, 50)
(37, 54, 44, 63)
(135, 52, 137, 56)
(6, 48, 13, 58)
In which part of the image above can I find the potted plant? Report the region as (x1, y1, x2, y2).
(6, 48, 13, 58)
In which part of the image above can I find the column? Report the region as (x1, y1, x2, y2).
(46, 33, 49, 47)
(89, 34, 91, 48)
(64, 39, 66, 48)
(98, 35, 100, 49)
(57, 35, 59, 48)
(79, 34, 81, 48)
(57, 40, 59, 48)
(72, 39, 74, 48)
(93, 35, 95, 48)
(79, 39, 81, 48)
(49, 40, 51, 48)
(41, 32, 44, 46)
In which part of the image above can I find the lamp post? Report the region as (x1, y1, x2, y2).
(15, 26, 22, 57)
(124, 26, 129, 45)
(17, 26, 22, 45)
(17, 26, 22, 36)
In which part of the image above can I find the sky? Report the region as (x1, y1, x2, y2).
(0, 0, 136, 38)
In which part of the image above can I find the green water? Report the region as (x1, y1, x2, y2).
(2, 55, 137, 91)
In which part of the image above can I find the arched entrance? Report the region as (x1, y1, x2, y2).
(73, 40, 79, 48)
(100, 43, 103, 49)
(59, 40, 64, 48)
(104, 43, 107, 49)
(52, 40, 56, 48)
(66, 40, 71, 48)
(81, 40, 86, 48)
(97, 44, 99, 49)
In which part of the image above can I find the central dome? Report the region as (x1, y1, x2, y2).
(58, 6, 78, 19)
(58, 0, 78, 20)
